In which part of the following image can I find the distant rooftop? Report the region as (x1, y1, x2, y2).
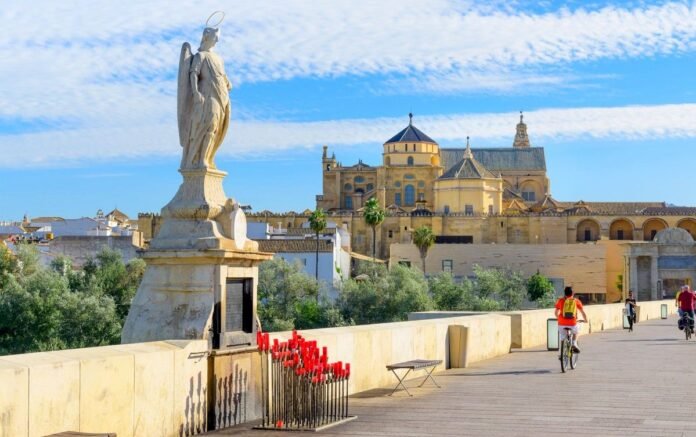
(441, 147, 546, 172)
(257, 239, 333, 253)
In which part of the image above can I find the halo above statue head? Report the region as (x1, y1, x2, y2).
(206, 11, 225, 28)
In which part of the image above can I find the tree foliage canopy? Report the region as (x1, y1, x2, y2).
(412, 226, 435, 272)
(526, 272, 556, 308)
(0, 245, 143, 355)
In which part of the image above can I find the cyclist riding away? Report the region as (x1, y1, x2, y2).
(625, 290, 637, 332)
(555, 286, 588, 353)
(677, 285, 696, 331)
(676, 285, 686, 319)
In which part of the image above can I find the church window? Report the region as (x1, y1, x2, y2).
(344, 183, 353, 191)
(407, 156, 414, 166)
(345, 196, 353, 209)
(413, 144, 416, 152)
(418, 181, 425, 188)
(394, 181, 401, 188)
(326, 164, 330, 171)
(405, 185, 415, 206)
(395, 193, 402, 206)
(522, 190, 536, 202)
(404, 174, 415, 179)
(366, 183, 374, 192)
(465, 204, 474, 215)
(444, 205, 450, 214)
(354, 176, 365, 184)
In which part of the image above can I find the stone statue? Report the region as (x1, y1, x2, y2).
(178, 25, 232, 170)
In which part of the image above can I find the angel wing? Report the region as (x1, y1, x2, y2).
(177, 42, 193, 148)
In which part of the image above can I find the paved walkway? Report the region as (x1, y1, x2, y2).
(208, 317, 696, 436)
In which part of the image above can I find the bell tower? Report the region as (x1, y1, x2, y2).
(513, 111, 531, 148)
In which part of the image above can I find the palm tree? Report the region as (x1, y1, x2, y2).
(308, 208, 327, 281)
(363, 197, 386, 261)
(412, 225, 435, 274)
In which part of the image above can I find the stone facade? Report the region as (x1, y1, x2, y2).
(242, 115, 696, 301)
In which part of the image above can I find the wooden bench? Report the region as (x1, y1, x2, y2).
(45, 432, 116, 437)
(386, 359, 442, 396)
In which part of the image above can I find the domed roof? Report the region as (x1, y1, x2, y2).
(385, 113, 437, 145)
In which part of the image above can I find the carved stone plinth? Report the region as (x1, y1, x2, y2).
(121, 249, 270, 344)
(122, 168, 272, 345)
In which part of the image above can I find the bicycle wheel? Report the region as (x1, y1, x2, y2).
(559, 339, 569, 373)
(570, 345, 578, 369)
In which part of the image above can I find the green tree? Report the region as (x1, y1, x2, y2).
(257, 258, 347, 332)
(0, 245, 18, 289)
(412, 226, 435, 274)
(14, 243, 40, 277)
(527, 272, 556, 308)
(470, 265, 526, 311)
(338, 263, 432, 324)
(363, 197, 385, 261)
(308, 208, 327, 281)
(0, 267, 122, 355)
(429, 272, 474, 311)
(81, 247, 144, 320)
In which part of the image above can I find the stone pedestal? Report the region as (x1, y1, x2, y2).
(122, 168, 272, 345)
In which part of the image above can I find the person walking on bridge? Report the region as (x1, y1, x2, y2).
(555, 286, 588, 353)
(625, 290, 637, 332)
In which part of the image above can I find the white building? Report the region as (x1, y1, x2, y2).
(249, 222, 352, 300)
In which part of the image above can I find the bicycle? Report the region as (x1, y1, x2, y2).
(559, 320, 586, 373)
(682, 312, 694, 340)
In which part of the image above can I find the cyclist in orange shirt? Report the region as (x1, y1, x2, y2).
(555, 286, 588, 353)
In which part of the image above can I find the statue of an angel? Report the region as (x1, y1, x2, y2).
(178, 22, 232, 170)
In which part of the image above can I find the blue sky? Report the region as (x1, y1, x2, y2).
(1, 1, 695, 220)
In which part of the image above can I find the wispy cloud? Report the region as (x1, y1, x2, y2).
(0, 1, 694, 166)
(1, 103, 694, 167)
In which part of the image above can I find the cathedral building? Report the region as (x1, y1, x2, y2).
(317, 113, 548, 216)
(242, 113, 696, 303)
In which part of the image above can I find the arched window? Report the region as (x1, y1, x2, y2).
(345, 196, 352, 209)
(407, 156, 414, 166)
(394, 181, 402, 188)
(344, 183, 352, 191)
(366, 183, 374, 192)
(444, 205, 450, 214)
(418, 181, 425, 188)
(354, 176, 365, 184)
(395, 193, 402, 206)
(405, 185, 415, 206)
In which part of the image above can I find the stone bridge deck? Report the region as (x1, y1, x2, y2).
(210, 317, 696, 436)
